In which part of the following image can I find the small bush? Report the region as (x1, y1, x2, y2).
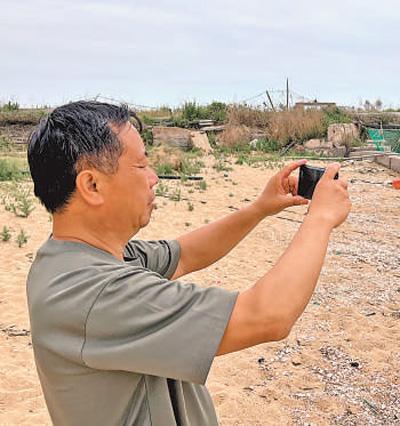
(0, 136, 12, 152)
(16, 229, 29, 247)
(170, 187, 181, 202)
(0, 158, 26, 181)
(141, 128, 154, 145)
(180, 158, 204, 176)
(155, 181, 169, 197)
(149, 146, 183, 174)
(213, 158, 233, 172)
(1, 225, 11, 242)
(1, 100, 20, 111)
(156, 163, 174, 175)
(254, 138, 279, 153)
(323, 107, 352, 127)
(2, 183, 35, 217)
(198, 180, 207, 191)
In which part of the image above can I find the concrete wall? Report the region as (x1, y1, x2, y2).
(374, 153, 400, 173)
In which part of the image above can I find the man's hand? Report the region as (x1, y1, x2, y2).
(308, 163, 351, 228)
(253, 159, 309, 217)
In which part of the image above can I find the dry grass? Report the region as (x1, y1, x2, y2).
(227, 105, 272, 128)
(0, 109, 48, 125)
(267, 109, 325, 145)
(226, 106, 326, 147)
(219, 125, 252, 148)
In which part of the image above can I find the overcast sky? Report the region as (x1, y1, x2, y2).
(1, 0, 399, 108)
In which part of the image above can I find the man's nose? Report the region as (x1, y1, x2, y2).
(149, 168, 159, 187)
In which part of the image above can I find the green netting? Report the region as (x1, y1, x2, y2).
(367, 128, 400, 153)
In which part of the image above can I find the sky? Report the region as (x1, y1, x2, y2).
(0, 0, 399, 109)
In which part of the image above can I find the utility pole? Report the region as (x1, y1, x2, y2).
(286, 78, 289, 111)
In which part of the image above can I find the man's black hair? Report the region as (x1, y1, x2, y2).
(27, 100, 143, 213)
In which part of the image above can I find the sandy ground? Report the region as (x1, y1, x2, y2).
(0, 156, 399, 425)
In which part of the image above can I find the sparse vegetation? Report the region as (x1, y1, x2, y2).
(16, 229, 29, 248)
(155, 163, 174, 176)
(170, 187, 181, 202)
(0, 158, 28, 181)
(198, 180, 207, 191)
(1, 100, 20, 111)
(155, 181, 169, 197)
(1, 225, 11, 242)
(2, 183, 35, 217)
(0, 136, 13, 152)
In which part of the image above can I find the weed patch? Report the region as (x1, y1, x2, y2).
(1, 183, 35, 217)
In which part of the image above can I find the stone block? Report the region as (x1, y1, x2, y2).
(152, 127, 193, 151)
(389, 155, 400, 172)
(328, 123, 359, 147)
(375, 154, 391, 168)
(190, 131, 213, 153)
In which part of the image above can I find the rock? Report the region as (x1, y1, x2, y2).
(152, 126, 193, 151)
(249, 138, 259, 148)
(304, 139, 333, 150)
(332, 146, 348, 157)
(304, 138, 324, 149)
(190, 131, 213, 153)
(294, 144, 306, 153)
(328, 123, 359, 147)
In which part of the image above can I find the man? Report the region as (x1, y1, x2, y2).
(27, 101, 351, 426)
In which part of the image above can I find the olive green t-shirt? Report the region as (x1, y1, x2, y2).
(27, 238, 238, 426)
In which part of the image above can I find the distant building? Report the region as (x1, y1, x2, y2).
(295, 100, 336, 110)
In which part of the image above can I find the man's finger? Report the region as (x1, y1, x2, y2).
(281, 159, 308, 178)
(291, 196, 309, 206)
(339, 178, 348, 190)
(288, 175, 298, 195)
(322, 163, 341, 180)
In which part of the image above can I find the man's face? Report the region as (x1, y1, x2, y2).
(101, 122, 158, 235)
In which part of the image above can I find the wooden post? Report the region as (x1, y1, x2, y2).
(266, 90, 276, 112)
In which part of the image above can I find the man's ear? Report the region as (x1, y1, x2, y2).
(75, 170, 104, 206)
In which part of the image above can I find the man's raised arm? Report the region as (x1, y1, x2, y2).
(171, 160, 309, 279)
(216, 163, 351, 355)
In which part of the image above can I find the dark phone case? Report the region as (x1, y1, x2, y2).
(298, 165, 339, 200)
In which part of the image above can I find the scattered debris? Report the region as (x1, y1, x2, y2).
(1, 324, 30, 337)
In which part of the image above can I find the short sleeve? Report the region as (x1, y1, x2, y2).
(81, 267, 238, 384)
(123, 239, 180, 278)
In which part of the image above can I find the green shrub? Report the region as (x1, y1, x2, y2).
(156, 163, 174, 175)
(155, 181, 169, 197)
(0, 136, 12, 152)
(1, 183, 35, 217)
(0, 158, 26, 181)
(204, 102, 228, 123)
(198, 180, 207, 191)
(16, 228, 29, 247)
(1, 101, 20, 111)
(254, 138, 279, 153)
(1, 225, 11, 242)
(170, 187, 181, 202)
(180, 158, 204, 176)
(323, 107, 352, 127)
(141, 128, 153, 145)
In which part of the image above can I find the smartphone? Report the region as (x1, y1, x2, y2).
(298, 164, 339, 200)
